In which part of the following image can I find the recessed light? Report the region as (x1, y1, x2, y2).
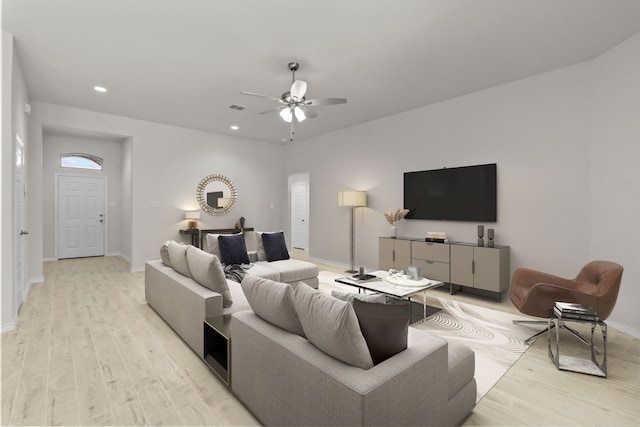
(94, 86, 107, 93)
(230, 125, 239, 131)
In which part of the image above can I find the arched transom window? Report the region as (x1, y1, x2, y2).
(60, 153, 103, 170)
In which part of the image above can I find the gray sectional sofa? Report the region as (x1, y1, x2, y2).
(144, 241, 476, 426)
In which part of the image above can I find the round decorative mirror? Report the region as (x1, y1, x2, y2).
(196, 174, 237, 216)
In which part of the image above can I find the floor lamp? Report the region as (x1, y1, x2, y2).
(338, 190, 367, 273)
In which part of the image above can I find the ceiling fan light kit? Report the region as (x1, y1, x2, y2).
(242, 62, 346, 141)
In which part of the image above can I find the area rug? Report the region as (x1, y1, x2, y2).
(317, 271, 543, 402)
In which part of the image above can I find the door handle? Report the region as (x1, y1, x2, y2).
(19, 230, 29, 235)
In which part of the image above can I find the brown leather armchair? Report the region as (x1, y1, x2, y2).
(510, 260, 623, 343)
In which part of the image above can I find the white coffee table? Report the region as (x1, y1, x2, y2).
(335, 270, 443, 321)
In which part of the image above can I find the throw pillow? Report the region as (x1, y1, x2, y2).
(352, 299, 410, 365)
(217, 234, 250, 265)
(240, 275, 304, 336)
(255, 231, 267, 261)
(167, 240, 191, 277)
(295, 283, 373, 370)
(262, 231, 290, 262)
(186, 245, 233, 307)
(331, 290, 386, 304)
(205, 233, 221, 258)
(160, 240, 171, 267)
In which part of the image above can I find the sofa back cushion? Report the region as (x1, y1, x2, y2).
(218, 234, 250, 265)
(167, 240, 191, 277)
(352, 299, 409, 365)
(240, 276, 304, 336)
(160, 240, 171, 267)
(295, 283, 373, 370)
(186, 245, 233, 307)
(205, 233, 222, 258)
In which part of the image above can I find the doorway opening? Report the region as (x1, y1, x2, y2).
(289, 173, 309, 255)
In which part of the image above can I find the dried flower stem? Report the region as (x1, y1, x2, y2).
(384, 208, 409, 225)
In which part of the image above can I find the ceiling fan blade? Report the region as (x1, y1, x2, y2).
(304, 97, 347, 106)
(298, 106, 318, 119)
(290, 80, 307, 100)
(259, 106, 285, 115)
(241, 91, 284, 103)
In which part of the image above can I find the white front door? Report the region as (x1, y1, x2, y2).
(291, 182, 308, 250)
(57, 175, 106, 259)
(15, 134, 26, 311)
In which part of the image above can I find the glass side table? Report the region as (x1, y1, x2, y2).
(548, 316, 607, 378)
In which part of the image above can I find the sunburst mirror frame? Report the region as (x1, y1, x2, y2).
(196, 174, 237, 216)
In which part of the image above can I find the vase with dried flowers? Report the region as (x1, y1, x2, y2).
(384, 208, 409, 238)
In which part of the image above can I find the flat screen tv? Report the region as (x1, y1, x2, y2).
(404, 163, 497, 222)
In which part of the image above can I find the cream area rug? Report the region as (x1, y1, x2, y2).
(317, 271, 542, 402)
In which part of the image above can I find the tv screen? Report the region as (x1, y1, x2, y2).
(404, 163, 497, 222)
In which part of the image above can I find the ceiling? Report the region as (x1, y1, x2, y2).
(4, 0, 640, 144)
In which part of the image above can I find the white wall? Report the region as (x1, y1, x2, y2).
(120, 137, 133, 263)
(590, 33, 640, 334)
(284, 39, 639, 335)
(27, 103, 285, 274)
(2, 31, 31, 331)
(41, 130, 125, 260)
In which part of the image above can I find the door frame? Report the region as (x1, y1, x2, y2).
(15, 133, 25, 315)
(288, 173, 309, 251)
(54, 173, 108, 259)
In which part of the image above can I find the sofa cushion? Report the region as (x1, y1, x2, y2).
(261, 231, 290, 262)
(255, 231, 267, 261)
(218, 234, 250, 265)
(331, 290, 386, 304)
(186, 245, 233, 308)
(160, 240, 171, 267)
(245, 263, 281, 282)
(352, 299, 410, 365)
(254, 259, 318, 283)
(295, 283, 373, 369)
(167, 240, 191, 277)
(240, 276, 304, 336)
(205, 233, 222, 258)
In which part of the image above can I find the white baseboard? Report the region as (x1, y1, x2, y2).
(606, 320, 640, 339)
(29, 276, 44, 285)
(1, 319, 17, 333)
(43, 257, 56, 262)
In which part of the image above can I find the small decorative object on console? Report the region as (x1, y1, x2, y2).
(425, 231, 446, 243)
(384, 208, 409, 238)
(477, 225, 484, 247)
(487, 228, 495, 247)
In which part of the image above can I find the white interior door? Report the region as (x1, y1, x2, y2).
(15, 134, 26, 310)
(291, 182, 308, 249)
(57, 175, 106, 259)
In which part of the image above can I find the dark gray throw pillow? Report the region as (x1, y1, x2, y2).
(262, 231, 290, 262)
(352, 299, 410, 365)
(218, 234, 250, 265)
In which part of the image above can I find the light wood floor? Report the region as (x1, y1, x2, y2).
(2, 255, 639, 426)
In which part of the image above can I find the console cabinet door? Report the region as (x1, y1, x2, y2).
(379, 238, 411, 271)
(450, 245, 474, 287)
(379, 238, 395, 271)
(474, 247, 509, 292)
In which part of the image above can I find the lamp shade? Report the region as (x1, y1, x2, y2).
(184, 211, 200, 220)
(338, 190, 367, 207)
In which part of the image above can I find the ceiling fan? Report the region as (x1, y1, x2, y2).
(242, 62, 347, 141)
